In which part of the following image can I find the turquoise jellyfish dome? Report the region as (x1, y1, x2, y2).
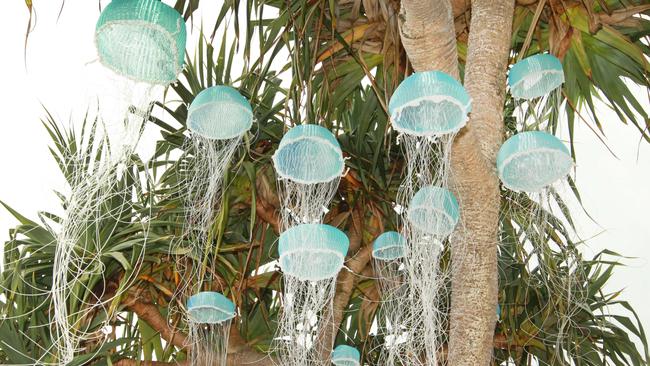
(272, 125, 345, 184)
(497, 131, 572, 192)
(508, 54, 564, 100)
(372, 231, 406, 261)
(278, 224, 349, 281)
(95, 0, 187, 85)
(331, 345, 361, 366)
(407, 186, 460, 237)
(388, 71, 471, 136)
(187, 86, 253, 140)
(186, 291, 236, 324)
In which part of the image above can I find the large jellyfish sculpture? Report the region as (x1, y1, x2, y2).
(331, 345, 361, 366)
(186, 292, 236, 366)
(272, 124, 345, 229)
(52, 0, 186, 362)
(388, 71, 471, 195)
(275, 224, 349, 365)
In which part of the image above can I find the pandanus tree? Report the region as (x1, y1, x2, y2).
(2, 0, 650, 365)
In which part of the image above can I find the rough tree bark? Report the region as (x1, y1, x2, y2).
(398, 0, 514, 364)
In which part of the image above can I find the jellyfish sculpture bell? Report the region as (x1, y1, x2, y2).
(497, 131, 572, 193)
(187, 291, 236, 324)
(187, 85, 254, 140)
(176, 86, 253, 318)
(389, 71, 471, 137)
(509, 54, 564, 101)
(331, 345, 361, 366)
(186, 292, 236, 366)
(406, 186, 460, 237)
(275, 224, 350, 365)
(279, 224, 350, 282)
(372, 231, 406, 262)
(272, 124, 345, 184)
(95, 0, 187, 85)
(272, 124, 345, 229)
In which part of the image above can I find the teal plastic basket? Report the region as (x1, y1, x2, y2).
(272, 125, 345, 184)
(407, 186, 460, 237)
(278, 224, 349, 281)
(508, 54, 564, 100)
(186, 291, 236, 324)
(187, 86, 253, 140)
(331, 345, 360, 366)
(388, 71, 471, 136)
(96, 0, 186, 85)
(497, 131, 572, 192)
(372, 231, 406, 261)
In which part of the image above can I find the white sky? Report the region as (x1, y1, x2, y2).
(0, 0, 648, 345)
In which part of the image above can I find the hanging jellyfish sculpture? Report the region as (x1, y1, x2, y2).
(331, 345, 361, 366)
(178, 85, 253, 289)
(371, 232, 408, 365)
(501, 53, 582, 359)
(52, 1, 186, 363)
(272, 124, 345, 228)
(186, 292, 236, 366)
(387, 71, 468, 364)
(276, 224, 349, 365)
(271, 124, 347, 365)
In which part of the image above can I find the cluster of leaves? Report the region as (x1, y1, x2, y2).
(4, 0, 649, 364)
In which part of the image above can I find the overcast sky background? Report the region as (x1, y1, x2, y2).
(1, 0, 648, 345)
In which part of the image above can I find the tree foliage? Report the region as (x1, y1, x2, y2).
(2, 0, 649, 364)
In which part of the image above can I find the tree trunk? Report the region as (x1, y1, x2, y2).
(398, 0, 514, 364)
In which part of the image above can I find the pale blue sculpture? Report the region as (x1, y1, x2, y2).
(508, 54, 564, 100)
(187, 291, 236, 324)
(272, 125, 345, 184)
(372, 231, 406, 261)
(96, 0, 187, 84)
(187, 86, 253, 140)
(279, 224, 349, 281)
(407, 186, 460, 237)
(389, 71, 471, 136)
(497, 131, 572, 192)
(331, 345, 361, 366)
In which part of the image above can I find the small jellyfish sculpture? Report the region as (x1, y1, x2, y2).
(186, 292, 236, 366)
(275, 224, 349, 366)
(508, 54, 565, 126)
(331, 345, 361, 366)
(272, 124, 345, 229)
(51, 1, 186, 363)
(405, 186, 460, 365)
(372, 232, 410, 366)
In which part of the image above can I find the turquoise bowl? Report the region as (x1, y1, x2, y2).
(331, 344, 360, 366)
(407, 186, 459, 236)
(187, 86, 253, 140)
(497, 131, 572, 192)
(186, 291, 236, 324)
(272, 125, 344, 184)
(372, 231, 406, 261)
(278, 224, 349, 281)
(508, 54, 564, 100)
(96, 0, 186, 84)
(388, 71, 471, 136)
